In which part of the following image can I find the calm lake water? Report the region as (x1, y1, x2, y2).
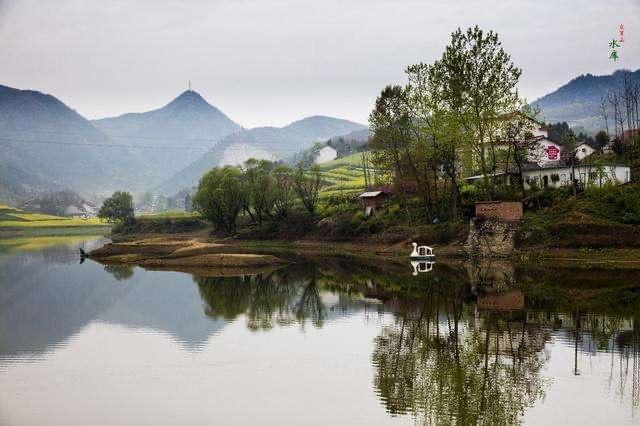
(1, 236, 640, 425)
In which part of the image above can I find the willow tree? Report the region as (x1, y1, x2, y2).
(242, 158, 277, 225)
(193, 166, 246, 233)
(293, 164, 323, 216)
(272, 165, 296, 218)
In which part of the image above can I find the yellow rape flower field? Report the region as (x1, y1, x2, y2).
(0, 204, 110, 236)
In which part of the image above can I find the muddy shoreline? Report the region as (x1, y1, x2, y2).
(88, 236, 290, 274)
(90, 230, 640, 271)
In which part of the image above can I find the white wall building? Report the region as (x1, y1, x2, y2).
(574, 141, 598, 160)
(531, 122, 549, 138)
(522, 164, 631, 189)
(493, 119, 561, 167)
(528, 136, 563, 166)
(314, 146, 337, 164)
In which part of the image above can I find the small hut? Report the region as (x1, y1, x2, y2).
(359, 190, 389, 216)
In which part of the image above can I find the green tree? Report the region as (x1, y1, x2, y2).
(293, 164, 322, 216)
(369, 85, 416, 223)
(547, 122, 575, 144)
(103, 264, 134, 281)
(595, 130, 610, 147)
(98, 191, 134, 224)
(434, 26, 524, 197)
(499, 106, 540, 189)
(193, 166, 247, 233)
(242, 159, 277, 225)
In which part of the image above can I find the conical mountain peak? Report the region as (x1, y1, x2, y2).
(165, 89, 211, 110)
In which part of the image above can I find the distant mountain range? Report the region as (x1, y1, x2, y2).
(92, 90, 242, 181)
(156, 116, 367, 194)
(5, 68, 632, 204)
(0, 86, 246, 202)
(0, 85, 145, 203)
(532, 69, 640, 133)
(0, 84, 366, 203)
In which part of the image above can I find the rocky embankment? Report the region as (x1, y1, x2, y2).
(464, 217, 518, 258)
(89, 238, 288, 272)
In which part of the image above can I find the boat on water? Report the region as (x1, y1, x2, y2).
(410, 242, 435, 260)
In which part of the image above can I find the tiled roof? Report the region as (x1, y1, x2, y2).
(620, 129, 640, 142)
(575, 140, 601, 150)
(359, 191, 385, 198)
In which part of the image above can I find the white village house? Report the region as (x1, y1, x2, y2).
(574, 140, 599, 161)
(521, 163, 630, 189)
(64, 204, 96, 219)
(313, 146, 337, 164)
(466, 116, 630, 189)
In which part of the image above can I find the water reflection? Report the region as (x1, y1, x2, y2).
(371, 291, 549, 424)
(195, 271, 323, 330)
(411, 260, 435, 275)
(2, 237, 640, 424)
(103, 264, 135, 281)
(195, 266, 382, 330)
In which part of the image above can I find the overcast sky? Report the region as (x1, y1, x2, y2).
(1, 0, 639, 128)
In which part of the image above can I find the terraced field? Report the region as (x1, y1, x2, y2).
(316, 153, 368, 199)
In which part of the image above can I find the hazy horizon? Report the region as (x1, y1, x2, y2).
(2, 0, 639, 128)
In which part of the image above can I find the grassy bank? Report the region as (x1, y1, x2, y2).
(519, 184, 640, 248)
(103, 176, 640, 269)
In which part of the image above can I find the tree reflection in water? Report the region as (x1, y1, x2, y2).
(191, 258, 640, 422)
(194, 267, 325, 331)
(386, 262, 530, 422)
(103, 264, 135, 281)
(371, 282, 549, 425)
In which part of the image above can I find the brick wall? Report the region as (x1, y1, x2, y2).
(475, 201, 523, 222)
(478, 290, 525, 311)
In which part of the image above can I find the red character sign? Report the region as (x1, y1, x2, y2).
(546, 145, 559, 160)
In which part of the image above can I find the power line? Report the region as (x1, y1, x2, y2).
(0, 136, 211, 151)
(1, 128, 234, 143)
(0, 136, 310, 153)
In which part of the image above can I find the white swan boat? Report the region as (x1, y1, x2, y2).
(411, 260, 435, 276)
(410, 243, 435, 259)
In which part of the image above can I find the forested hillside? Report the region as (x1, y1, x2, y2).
(532, 69, 640, 133)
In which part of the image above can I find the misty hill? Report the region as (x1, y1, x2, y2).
(157, 116, 367, 194)
(93, 90, 242, 181)
(532, 69, 640, 133)
(0, 84, 147, 202)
